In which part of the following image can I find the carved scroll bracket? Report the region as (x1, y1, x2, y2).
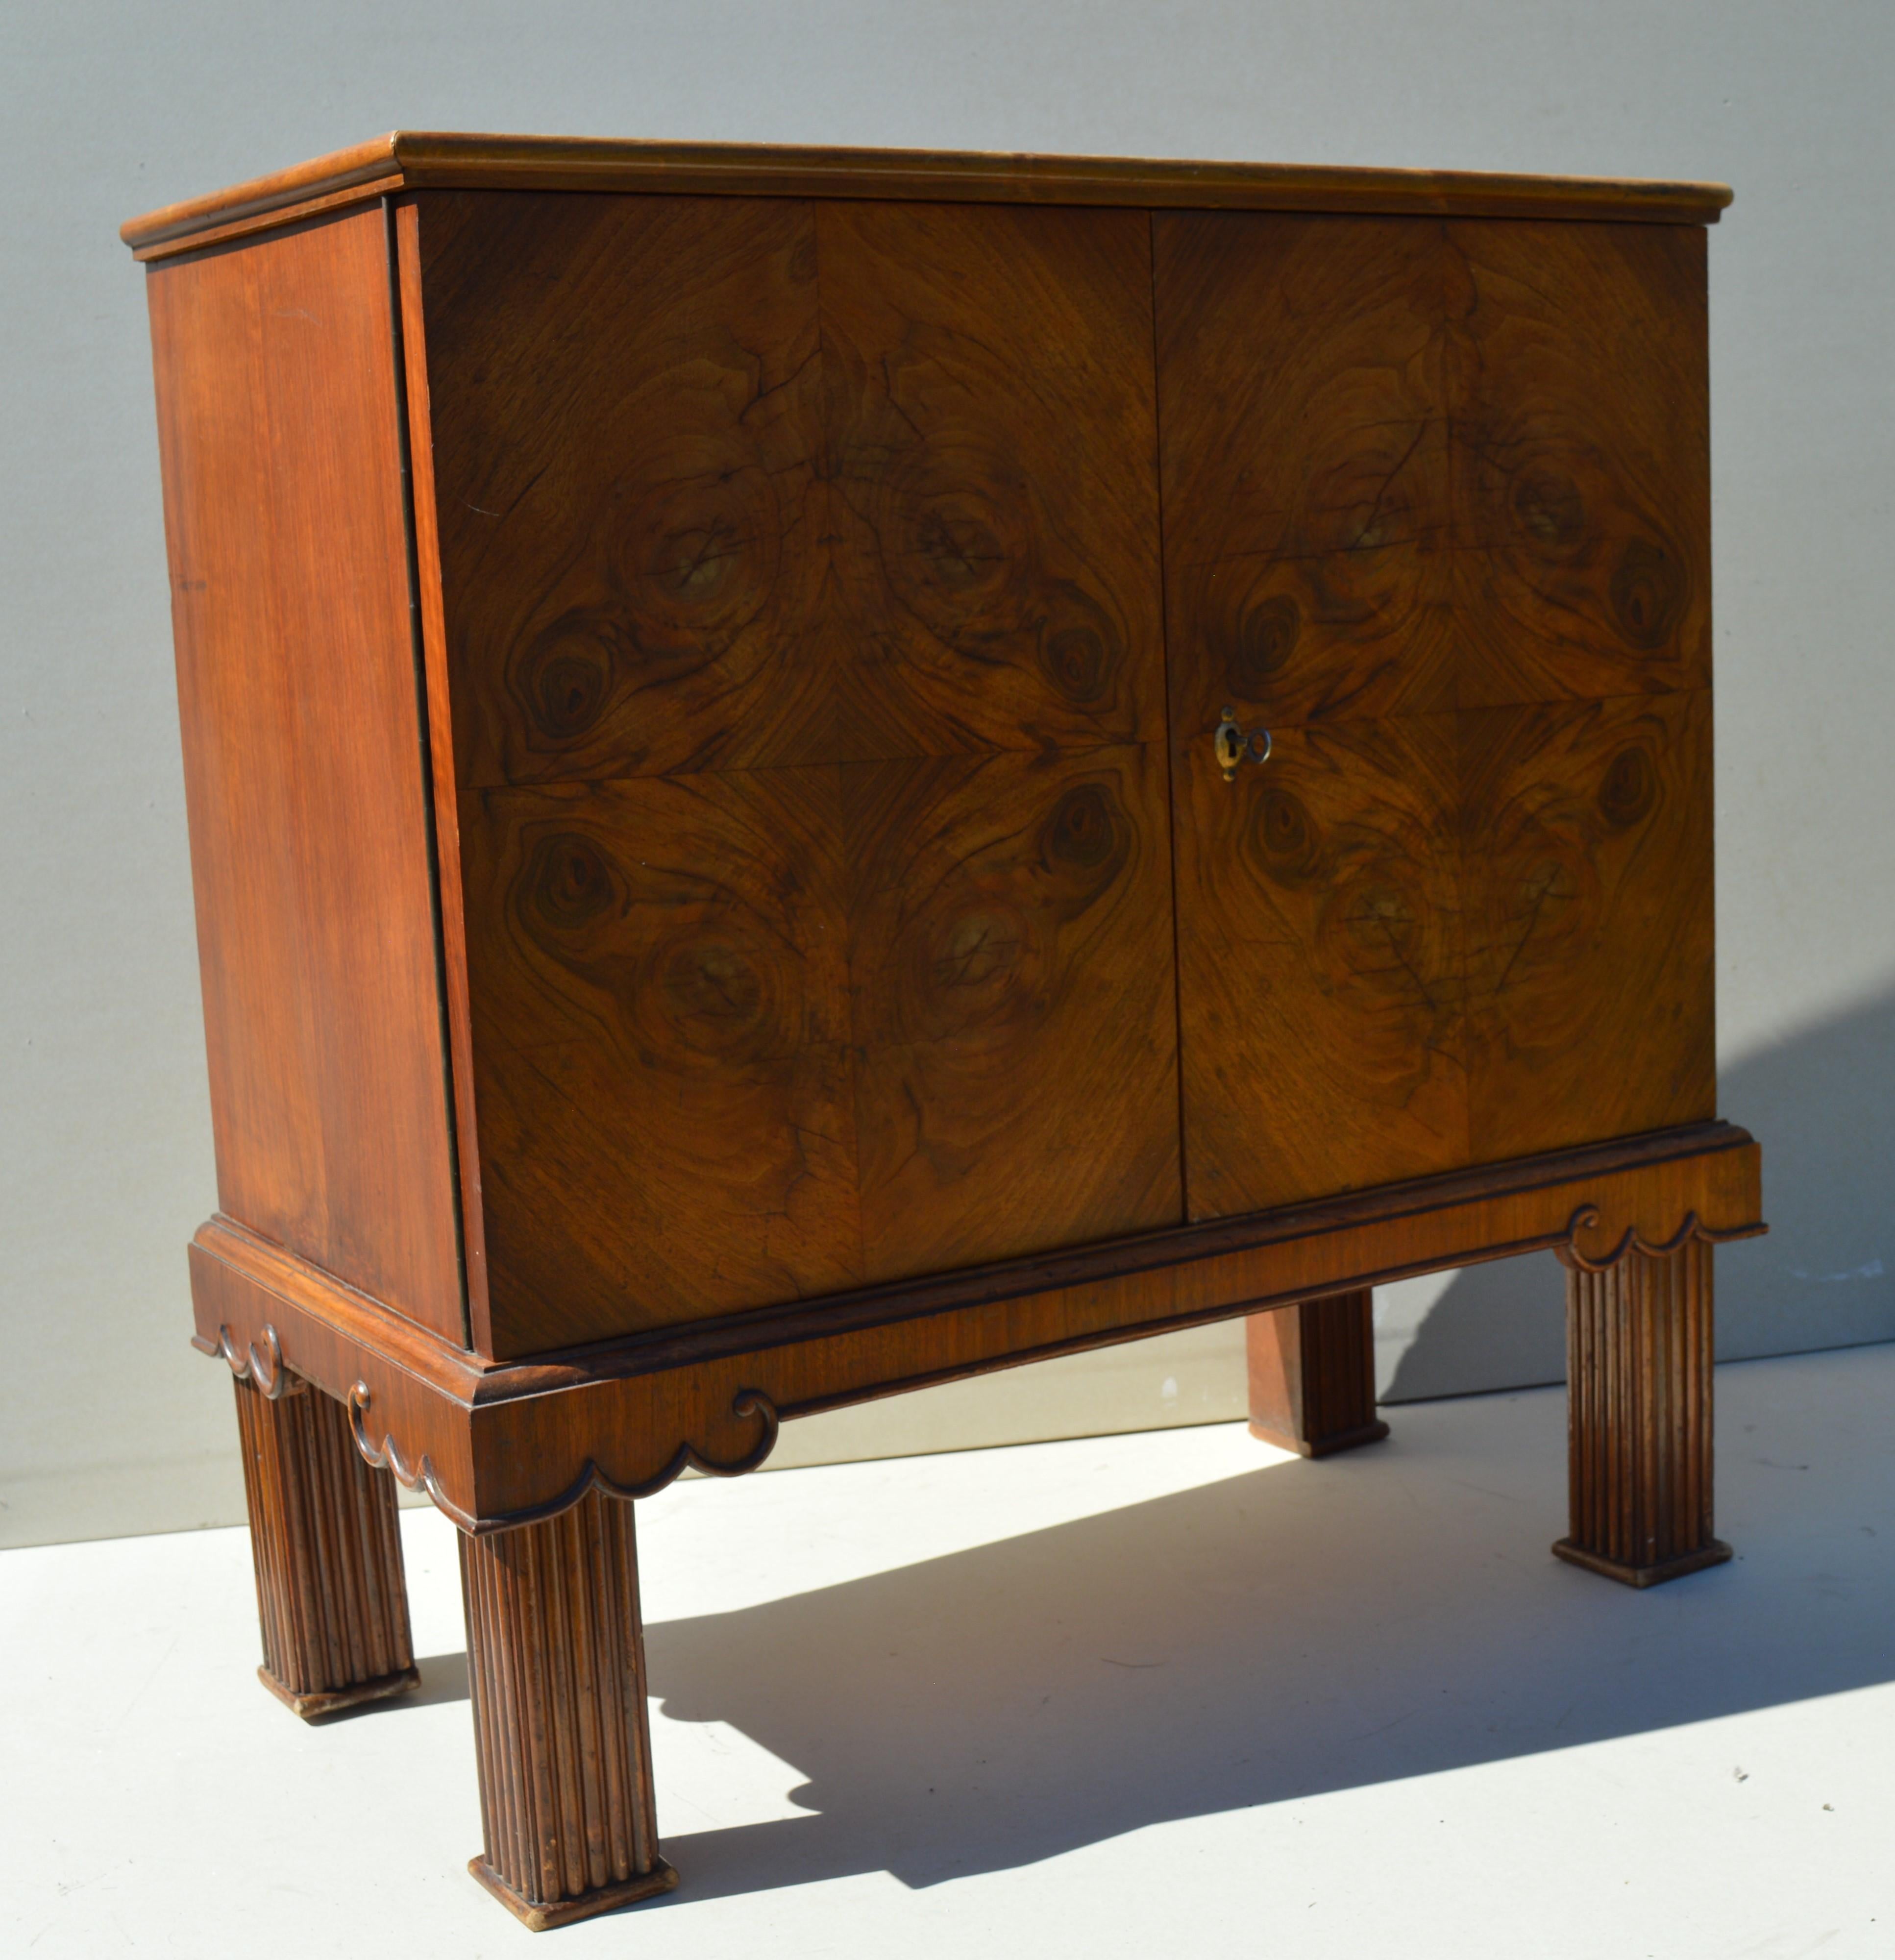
(346, 1381, 474, 1527)
(347, 1381, 781, 1536)
(193, 1321, 302, 1400)
(1559, 1205, 1756, 1275)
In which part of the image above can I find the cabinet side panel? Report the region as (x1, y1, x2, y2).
(147, 206, 467, 1343)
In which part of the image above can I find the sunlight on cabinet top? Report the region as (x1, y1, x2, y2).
(120, 130, 1734, 260)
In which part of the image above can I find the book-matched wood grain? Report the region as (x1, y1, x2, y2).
(816, 199, 1163, 760)
(416, 192, 1162, 784)
(1452, 220, 1710, 710)
(1176, 710, 1472, 1218)
(407, 191, 1178, 1352)
(416, 191, 826, 789)
(844, 746, 1178, 1284)
(459, 766, 863, 1349)
(1155, 215, 1708, 731)
(1157, 213, 1714, 1217)
(1463, 690, 1714, 1160)
(146, 207, 467, 1342)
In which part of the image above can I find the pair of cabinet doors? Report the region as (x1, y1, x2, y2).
(415, 191, 1714, 1340)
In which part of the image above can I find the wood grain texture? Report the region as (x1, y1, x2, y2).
(1556, 1237, 1731, 1586)
(1246, 1290, 1389, 1456)
(1156, 215, 1708, 729)
(1462, 690, 1715, 1161)
(844, 746, 1179, 1283)
(232, 1373, 418, 1716)
(394, 199, 491, 1342)
(460, 1492, 677, 1929)
(1452, 220, 1710, 711)
(121, 132, 1733, 259)
(187, 1122, 1762, 1531)
(133, 166, 1752, 1933)
(1157, 213, 1714, 1218)
(1159, 217, 1461, 732)
(419, 191, 826, 789)
(459, 766, 863, 1348)
(408, 192, 1177, 1350)
(146, 206, 466, 1341)
(1175, 712, 1471, 1216)
(417, 191, 1162, 784)
(815, 199, 1164, 761)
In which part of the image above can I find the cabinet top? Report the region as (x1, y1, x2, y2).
(121, 130, 1732, 259)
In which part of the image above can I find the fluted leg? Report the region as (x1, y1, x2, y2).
(460, 1490, 678, 1931)
(1246, 1289, 1390, 1457)
(1556, 1238, 1732, 1587)
(233, 1373, 418, 1717)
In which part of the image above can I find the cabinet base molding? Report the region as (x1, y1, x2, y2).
(189, 1121, 1762, 1536)
(468, 1856, 680, 1933)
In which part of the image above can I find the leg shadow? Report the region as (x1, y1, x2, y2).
(643, 1345, 1895, 1901)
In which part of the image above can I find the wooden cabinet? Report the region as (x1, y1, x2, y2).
(126, 135, 1762, 1930)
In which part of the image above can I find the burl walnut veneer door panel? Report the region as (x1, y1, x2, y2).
(146, 206, 468, 1343)
(410, 192, 1179, 1353)
(1155, 214, 1714, 1219)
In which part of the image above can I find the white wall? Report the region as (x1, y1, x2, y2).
(4, 0, 1891, 1548)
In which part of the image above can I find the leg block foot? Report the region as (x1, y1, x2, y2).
(1247, 1289, 1389, 1457)
(233, 1374, 417, 1718)
(1551, 1536, 1733, 1589)
(468, 1856, 679, 1932)
(461, 1489, 671, 1927)
(256, 1662, 421, 1719)
(1561, 1237, 1729, 1586)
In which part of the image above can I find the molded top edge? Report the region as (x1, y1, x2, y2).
(121, 131, 1733, 255)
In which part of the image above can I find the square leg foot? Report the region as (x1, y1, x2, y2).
(1250, 1417, 1390, 1459)
(258, 1663, 420, 1720)
(468, 1856, 679, 1931)
(1551, 1537, 1734, 1589)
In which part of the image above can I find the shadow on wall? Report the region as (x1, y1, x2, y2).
(1378, 982, 1895, 1403)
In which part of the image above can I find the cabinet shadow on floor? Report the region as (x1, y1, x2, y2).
(625, 1343, 1895, 1902)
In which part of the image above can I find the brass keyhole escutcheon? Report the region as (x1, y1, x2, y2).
(1214, 706, 1272, 782)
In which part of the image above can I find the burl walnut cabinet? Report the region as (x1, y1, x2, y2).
(124, 134, 1762, 1930)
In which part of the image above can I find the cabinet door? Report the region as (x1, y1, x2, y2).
(415, 192, 1180, 1352)
(1155, 214, 1714, 1221)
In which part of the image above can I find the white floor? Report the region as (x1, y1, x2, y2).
(4, 1346, 1894, 1960)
